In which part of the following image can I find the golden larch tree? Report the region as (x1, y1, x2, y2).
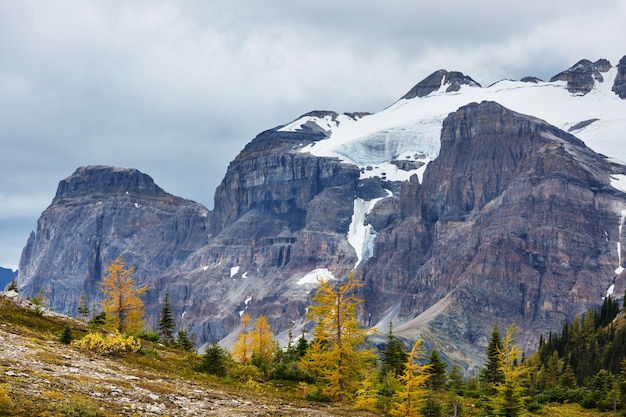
(391, 339, 431, 417)
(250, 315, 275, 370)
(233, 312, 252, 362)
(99, 256, 147, 333)
(305, 271, 376, 402)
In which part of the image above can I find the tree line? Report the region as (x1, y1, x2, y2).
(58, 257, 626, 415)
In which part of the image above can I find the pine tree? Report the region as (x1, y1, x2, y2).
(175, 328, 194, 351)
(447, 362, 465, 394)
(99, 256, 147, 333)
(305, 271, 376, 402)
(200, 342, 230, 377)
(425, 348, 447, 391)
(7, 280, 18, 292)
(158, 292, 176, 346)
(77, 294, 90, 319)
(381, 322, 409, 377)
(60, 324, 73, 344)
(481, 324, 504, 386)
(481, 324, 532, 417)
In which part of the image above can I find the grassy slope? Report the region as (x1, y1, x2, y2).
(0, 296, 608, 416)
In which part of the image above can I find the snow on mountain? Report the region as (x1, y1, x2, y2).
(282, 63, 626, 265)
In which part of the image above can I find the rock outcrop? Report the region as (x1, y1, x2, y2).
(550, 59, 612, 95)
(401, 69, 481, 99)
(18, 166, 210, 318)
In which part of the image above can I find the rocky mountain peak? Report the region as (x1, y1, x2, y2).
(54, 165, 166, 201)
(401, 69, 481, 99)
(549, 58, 612, 95)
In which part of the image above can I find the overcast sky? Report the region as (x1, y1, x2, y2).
(1, 0, 625, 271)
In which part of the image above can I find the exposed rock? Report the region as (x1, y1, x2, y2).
(401, 69, 481, 99)
(613, 55, 626, 99)
(359, 101, 626, 372)
(18, 166, 210, 319)
(550, 58, 612, 95)
(520, 76, 543, 83)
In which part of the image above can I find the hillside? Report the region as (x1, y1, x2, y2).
(0, 292, 367, 417)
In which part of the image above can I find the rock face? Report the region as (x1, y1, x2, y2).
(550, 59, 612, 95)
(359, 101, 626, 371)
(401, 69, 481, 99)
(16, 58, 626, 372)
(613, 55, 626, 99)
(18, 166, 210, 318)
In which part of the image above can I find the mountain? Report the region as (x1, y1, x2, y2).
(17, 56, 626, 373)
(0, 267, 17, 290)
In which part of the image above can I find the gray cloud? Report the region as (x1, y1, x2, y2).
(1, 0, 625, 269)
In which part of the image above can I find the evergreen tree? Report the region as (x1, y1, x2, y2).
(175, 328, 194, 352)
(7, 280, 18, 292)
(60, 324, 73, 344)
(447, 362, 465, 394)
(421, 392, 442, 417)
(200, 342, 230, 377)
(158, 292, 176, 346)
(77, 294, 90, 319)
(381, 322, 409, 377)
(295, 330, 309, 358)
(480, 324, 504, 386)
(99, 256, 147, 333)
(425, 348, 447, 391)
(480, 325, 531, 417)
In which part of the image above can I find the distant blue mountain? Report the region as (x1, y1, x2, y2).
(0, 267, 17, 290)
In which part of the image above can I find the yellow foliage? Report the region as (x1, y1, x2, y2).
(99, 256, 147, 334)
(0, 383, 12, 410)
(233, 313, 252, 362)
(71, 331, 141, 356)
(249, 315, 275, 368)
(304, 271, 376, 402)
(391, 339, 431, 417)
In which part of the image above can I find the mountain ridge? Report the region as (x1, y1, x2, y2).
(16, 55, 626, 372)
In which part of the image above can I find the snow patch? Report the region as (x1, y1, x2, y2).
(606, 284, 615, 298)
(297, 268, 335, 285)
(230, 266, 240, 277)
(202, 266, 209, 271)
(134, 202, 141, 208)
(242, 271, 248, 279)
(348, 193, 391, 267)
(610, 175, 626, 193)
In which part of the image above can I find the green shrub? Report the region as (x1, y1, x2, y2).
(60, 324, 74, 344)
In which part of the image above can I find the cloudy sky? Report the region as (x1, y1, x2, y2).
(1, 0, 625, 270)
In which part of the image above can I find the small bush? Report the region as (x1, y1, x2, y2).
(135, 329, 160, 343)
(229, 363, 265, 382)
(60, 324, 74, 344)
(56, 395, 105, 417)
(71, 332, 141, 356)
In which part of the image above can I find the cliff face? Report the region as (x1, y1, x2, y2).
(18, 166, 210, 317)
(16, 57, 626, 372)
(358, 101, 626, 370)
